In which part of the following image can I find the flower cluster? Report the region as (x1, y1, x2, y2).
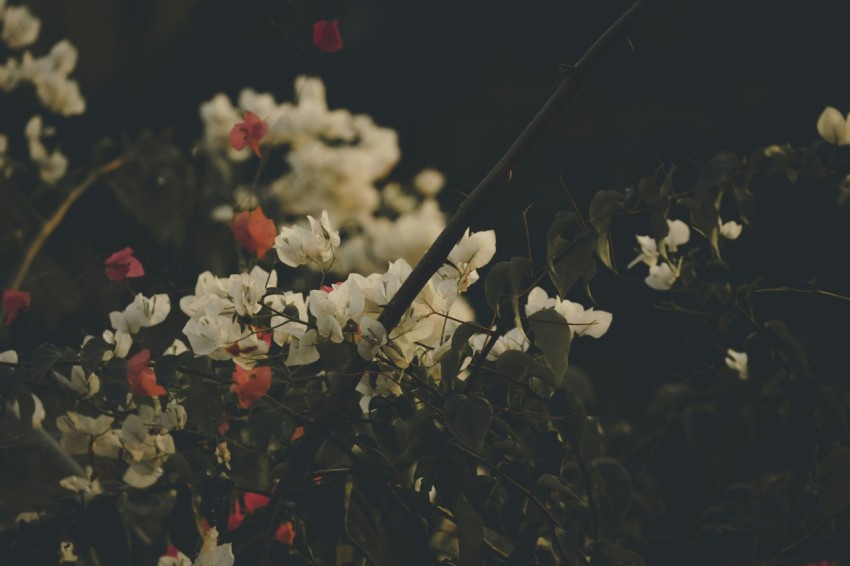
(199, 77, 448, 275)
(0, 7, 85, 116)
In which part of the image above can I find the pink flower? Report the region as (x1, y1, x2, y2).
(313, 19, 343, 53)
(230, 365, 271, 409)
(229, 111, 268, 158)
(275, 521, 296, 545)
(127, 349, 166, 396)
(104, 247, 145, 283)
(230, 207, 277, 258)
(3, 289, 31, 325)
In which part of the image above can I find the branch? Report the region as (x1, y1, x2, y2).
(263, 0, 649, 552)
(7, 156, 126, 292)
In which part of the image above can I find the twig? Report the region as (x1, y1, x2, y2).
(262, 0, 649, 552)
(7, 156, 126, 291)
(752, 287, 850, 304)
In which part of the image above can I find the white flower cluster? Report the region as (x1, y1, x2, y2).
(24, 115, 68, 184)
(467, 287, 613, 362)
(627, 217, 741, 290)
(199, 77, 447, 275)
(57, 400, 185, 489)
(179, 217, 491, 378)
(0, 2, 85, 116)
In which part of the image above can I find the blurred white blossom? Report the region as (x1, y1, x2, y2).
(817, 106, 850, 146)
(725, 349, 748, 380)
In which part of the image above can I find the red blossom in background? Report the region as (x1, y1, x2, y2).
(230, 365, 271, 409)
(230, 207, 277, 258)
(275, 521, 296, 545)
(3, 289, 30, 325)
(227, 492, 294, 544)
(229, 111, 268, 157)
(104, 246, 145, 283)
(313, 19, 343, 53)
(127, 349, 166, 396)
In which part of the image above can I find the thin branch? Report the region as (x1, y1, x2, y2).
(752, 286, 850, 304)
(262, 0, 649, 549)
(7, 156, 126, 292)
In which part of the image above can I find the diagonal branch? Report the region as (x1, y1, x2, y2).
(263, 0, 649, 552)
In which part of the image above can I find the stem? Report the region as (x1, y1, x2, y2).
(7, 157, 126, 292)
(262, 0, 649, 548)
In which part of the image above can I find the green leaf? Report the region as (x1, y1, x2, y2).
(816, 446, 850, 516)
(484, 261, 511, 314)
(80, 337, 109, 377)
(444, 394, 493, 453)
(593, 458, 633, 527)
(548, 231, 597, 298)
(31, 343, 64, 379)
(547, 388, 587, 450)
(529, 309, 572, 384)
(496, 350, 555, 386)
(451, 499, 483, 566)
(589, 190, 628, 271)
(440, 323, 479, 393)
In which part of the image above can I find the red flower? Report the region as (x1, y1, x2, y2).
(228, 498, 246, 531)
(3, 289, 31, 325)
(230, 365, 271, 409)
(229, 111, 268, 157)
(230, 207, 277, 258)
(313, 19, 343, 53)
(275, 521, 296, 545)
(291, 426, 305, 442)
(104, 247, 145, 283)
(127, 349, 166, 397)
(243, 492, 270, 513)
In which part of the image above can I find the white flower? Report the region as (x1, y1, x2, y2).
(15, 511, 44, 525)
(182, 312, 242, 358)
(163, 338, 189, 356)
(719, 219, 743, 240)
(222, 266, 277, 317)
(285, 328, 320, 366)
(59, 466, 103, 502)
(120, 414, 175, 488)
(59, 541, 78, 564)
(817, 106, 850, 146)
(32, 73, 85, 116)
(524, 287, 612, 339)
(110, 293, 171, 334)
(628, 219, 691, 268)
(159, 550, 193, 566)
(414, 168, 445, 197)
(215, 442, 231, 470)
(56, 412, 114, 454)
(263, 292, 309, 346)
(24, 115, 68, 183)
(7, 391, 45, 428)
(192, 527, 235, 566)
(645, 262, 679, 291)
(357, 317, 387, 360)
(725, 349, 748, 380)
(309, 280, 364, 343)
(54, 365, 100, 398)
(434, 229, 496, 300)
(2, 5, 40, 49)
(470, 327, 530, 361)
(356, 372, 402, 413)
(275, 210, 340, 269)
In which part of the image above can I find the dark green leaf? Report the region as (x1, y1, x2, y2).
(444, 394, 493, 453)
(529, 309, 571, 384)
(31, 343, 64, 379)
(451, 499, 484, 566)
(816, 446, 850, 516)
(80, 337, 109, 377)
(440, 323, 479, 393)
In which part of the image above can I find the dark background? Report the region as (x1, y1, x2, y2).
(3, 1, 850, 559)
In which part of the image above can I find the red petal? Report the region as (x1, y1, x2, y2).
(230, 365, 272, 409)
(127, 349, 165, 396)
(3, 289, 31, 325)
(274, 521, 296, 545)
(243, 492, 270, 514)
(313, 19, 343, 53)
(229, 123, 249, 151)
(104, 247, 144, 282)
(291, 426, 305, 442)
(248, 139, 262, 158)
(228, 498, 245, 531)
(230, 207, 277, 258)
